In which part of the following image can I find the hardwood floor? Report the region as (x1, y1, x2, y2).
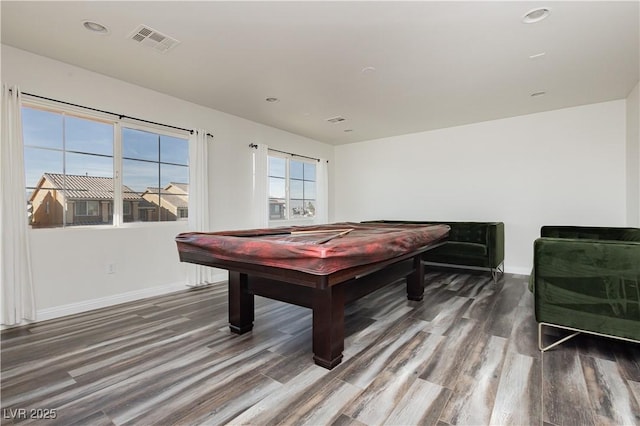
(1, 269, 639, 425)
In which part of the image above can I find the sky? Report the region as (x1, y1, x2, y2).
(22, 106, 189, 194)
(22, 106, 316, 218)
(268, 156, 316, 201)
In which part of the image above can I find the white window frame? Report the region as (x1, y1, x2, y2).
(22, 97, 190, 229)
(118, 121, 190, 227)
(22, 99, 116, 229)
(268, 151, 317, 225)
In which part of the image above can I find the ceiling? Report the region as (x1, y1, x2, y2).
(1, 1, 638, 145)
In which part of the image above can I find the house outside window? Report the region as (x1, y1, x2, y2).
(269, 198, 286, 220)
(122, 127, 189, 222)
(268, 154, 316, 221)
(22, 103, 190, 228)
(23, 105, 114, 228)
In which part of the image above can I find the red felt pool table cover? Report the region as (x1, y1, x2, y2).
(175, 222, 450, 275)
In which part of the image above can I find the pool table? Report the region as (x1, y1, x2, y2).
(175, 222, 449, 369)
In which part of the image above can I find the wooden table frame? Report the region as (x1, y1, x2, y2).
(178, 241, 444, 369)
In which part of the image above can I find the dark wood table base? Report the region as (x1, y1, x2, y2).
(228, 254, 425, 369)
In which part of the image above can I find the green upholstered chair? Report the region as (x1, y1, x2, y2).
(530, 226, 640, 351)
(420, 221, 504, 282)
(363, 220, 505, 282)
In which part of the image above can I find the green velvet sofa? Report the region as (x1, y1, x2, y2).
(363, 220, 505, 282)
(530, 226, 640, 350)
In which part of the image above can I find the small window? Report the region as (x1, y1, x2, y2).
(268, 154, 316, 220)
(290, 160, 316, 218)
(75, 200, 100, 216)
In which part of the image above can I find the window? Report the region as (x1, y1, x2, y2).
(74, 200, 100, 216)
(23, 106, 114, 228)
(122, 127, 189, 222)
(22, 103, 190, 228)
(268, 154, 316, 220)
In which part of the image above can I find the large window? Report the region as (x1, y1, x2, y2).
(22, 104, 189, 228)
(268, 154, 316, 220)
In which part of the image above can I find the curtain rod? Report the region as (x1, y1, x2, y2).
(248, 143, 321, 162)
(21, 91, 214, 138)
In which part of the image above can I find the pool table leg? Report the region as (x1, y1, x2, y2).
(312, 284, 344, 369)
(228, 271, 254, 334)
(407, 254, 425, 301)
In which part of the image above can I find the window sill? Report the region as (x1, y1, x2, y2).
(269, 218, 317, 227)
(28, 221, 189, 232)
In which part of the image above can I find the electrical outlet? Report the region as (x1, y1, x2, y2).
(106, 263, 116, 274)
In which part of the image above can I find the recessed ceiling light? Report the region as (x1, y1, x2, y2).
(265, 97, 280, 103)
(83, 20, 109, 34)
(361, 66, 376, 75)
(522, 8, 550, 24)
(529, 52, 546, 59)
(531, 91, 547, 97)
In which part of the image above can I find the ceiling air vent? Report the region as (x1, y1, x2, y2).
(326, 116, 346, 124)
(128, 25, 180, 53)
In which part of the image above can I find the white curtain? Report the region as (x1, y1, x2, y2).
(1, 84, 36, 325)
(315, 159, 329, 224)
(186, 129, 215, 286)
(252, 143, 269, 227)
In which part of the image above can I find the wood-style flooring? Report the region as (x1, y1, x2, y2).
(1, 269, 639, 425)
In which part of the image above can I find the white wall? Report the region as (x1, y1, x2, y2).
(334, 101, 627, 274)
(1, 45, 334, 319)
(626, 82, 640, 227)
(1, 43, 634, 319)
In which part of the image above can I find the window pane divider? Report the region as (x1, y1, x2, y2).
(22, 105, 190, 229)
(122, 156, 187, 167)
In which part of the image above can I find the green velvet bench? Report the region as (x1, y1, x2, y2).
(530, 226, 640, 351)
(363, 220, 505, 282)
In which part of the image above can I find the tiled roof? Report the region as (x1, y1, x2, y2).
(143, 186, 188, 209)
(168, 182, 188, 195)
(162, 194, 188, 209)
(43, 173, 144, 201)
(135, 198, 158, 210)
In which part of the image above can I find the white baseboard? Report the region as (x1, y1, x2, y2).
(504, 266, 532, 276)
(35, 282, 186, 323)
(4, 264, 532, 330)
(31, 271, 228, 325)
